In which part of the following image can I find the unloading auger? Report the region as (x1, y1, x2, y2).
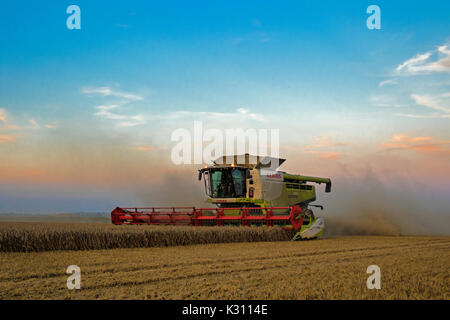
(111, 154, 332, 240)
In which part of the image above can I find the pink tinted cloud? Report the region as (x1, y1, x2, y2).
(136, 146, 154, 151)
(381, 133, 450, 153)
(306, 150, 342, 160)
(0, 134, 16, 143)
(303, 135, 350, 160)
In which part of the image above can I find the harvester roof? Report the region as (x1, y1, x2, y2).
(212, 153, 286, 169)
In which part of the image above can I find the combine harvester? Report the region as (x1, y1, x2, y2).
(111, 154, 332, 240)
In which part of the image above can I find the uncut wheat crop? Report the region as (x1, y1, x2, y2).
(0, 222, 291, 252)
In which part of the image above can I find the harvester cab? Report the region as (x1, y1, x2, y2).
(111, 153, 332, 240)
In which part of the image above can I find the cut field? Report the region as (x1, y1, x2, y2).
(0, 235, 448, 299)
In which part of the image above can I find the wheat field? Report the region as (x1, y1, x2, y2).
(0, 233, 448, 300)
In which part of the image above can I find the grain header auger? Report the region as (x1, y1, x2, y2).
(111, 154, 332, 240)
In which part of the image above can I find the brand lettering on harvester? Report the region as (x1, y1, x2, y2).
(182, 304, 217, 318)
(266, 173, 282, 179)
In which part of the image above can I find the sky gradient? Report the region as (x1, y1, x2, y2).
(0, 1, 449, 212)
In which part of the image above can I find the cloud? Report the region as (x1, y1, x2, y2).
(382, 44, 450, 118)
(397, 93, 450, 119)
(306, 150, 342, 160)
(5, 125, 21, 130)
(0, 109, 6, 123)
(85, 86, 147, 127)
(93, 106, 266, 131)
(27, 170, 43, 176)
(0, 110, 25, 143)
(83, 87, 143, 101)
(165, 108, 266, 123)
(411, 94, 450, 113)
(29, 119, 40, 129)
(396, 44, 450, 75)
(136, 146, 154, 151)
(394, 113, 450, 119)
(94, 105, 145, 127)
(0, 134, 16, 143)
(303, 135, 350, 160)
(305, 135, 349, 149)
(370, 95, 406, 108)
(378, 79, 398, 87)
(0, 110, 55, 133)
(381, 133, 450, 153)
(83, 85, 265, 133)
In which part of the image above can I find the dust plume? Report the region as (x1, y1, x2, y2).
(322, 169, 450, 236)
(134, 167, 206, 207)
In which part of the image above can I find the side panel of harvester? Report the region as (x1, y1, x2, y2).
(258, 171, 317, 207)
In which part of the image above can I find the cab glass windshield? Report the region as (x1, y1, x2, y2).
(205, 168, 246, 198)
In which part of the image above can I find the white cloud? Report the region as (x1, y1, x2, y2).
(438, 45, 450, 55)
(369, 95, 406, 108)
(411, 94, 450, 113)
(237, 108, 248, 114)
(165, 108, 266, 123)
(396, 44, 450, 75)
(396, 93, 450, 119)
(83, 87, 143, 101)
(84, 85, 266, 130)
(85, 86, 147, 127)
(396, 52, 432, 73)
(29, 119, 40, 129)
(394, 113, 450, 119)
(378, 79, 398, 87)
(94, 105, 145, 127)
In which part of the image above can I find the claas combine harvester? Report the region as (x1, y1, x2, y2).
(111, 154, 332, 240)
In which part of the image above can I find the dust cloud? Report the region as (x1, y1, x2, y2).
(135, 168, 207, 207)
(322, 170, 450, 236)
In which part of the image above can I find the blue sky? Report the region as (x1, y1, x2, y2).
(1, 1, 449, 115)
(0, 1, 449, 212)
